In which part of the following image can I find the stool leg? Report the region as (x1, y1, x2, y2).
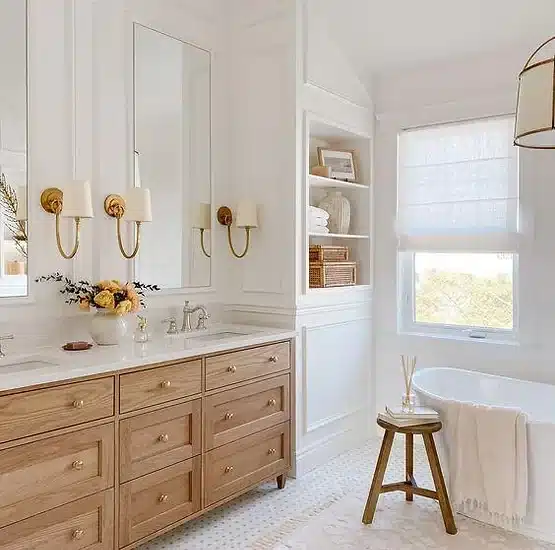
(422, 433, 457, 535)
(405, 433, 414, 502)
(362, 429, 395, 525)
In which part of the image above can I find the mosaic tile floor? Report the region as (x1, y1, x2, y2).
(139, 439, 553, 550)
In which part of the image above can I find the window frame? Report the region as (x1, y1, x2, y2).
(396, 114, 520, 343)
(398, 251, 519, 342)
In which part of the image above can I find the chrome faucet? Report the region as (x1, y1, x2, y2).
(0, 334, 14, 358)
(181, 301, 210, 332)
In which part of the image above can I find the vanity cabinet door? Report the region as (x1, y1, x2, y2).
(204, 375, 290, 450)
(205, 422, 290, 506)
(0, 377, 114, 442)
(0, 423, 114, 528)
(119, 457, 201, 546)
(205, 342, 290, 391)
(119, 360, 202, 413)
(0, 490, 113, 550)
(120, 400, 201, 482)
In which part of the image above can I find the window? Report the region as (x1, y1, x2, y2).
(397, 117, 519, 339)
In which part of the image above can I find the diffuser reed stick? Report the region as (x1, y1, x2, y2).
(401, 355, 417, 411)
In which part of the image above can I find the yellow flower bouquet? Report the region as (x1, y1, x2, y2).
(36, 273, 159, 316)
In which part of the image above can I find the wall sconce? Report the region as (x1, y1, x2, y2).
(40, 181, 94, 259)
(217, 200, 258, 259)
(104, 188, 152, 259)
(192, 203, 211, 258)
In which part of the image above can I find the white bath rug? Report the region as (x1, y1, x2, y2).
(265, 493, 554, 550)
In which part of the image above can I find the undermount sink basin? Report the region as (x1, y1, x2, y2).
(0, 358, 59, 372)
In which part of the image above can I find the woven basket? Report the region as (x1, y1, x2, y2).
(309, 245, 349, 263)
(309, 261, 357, 288)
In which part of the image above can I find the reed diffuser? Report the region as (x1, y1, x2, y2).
(401, 355, 417, 412)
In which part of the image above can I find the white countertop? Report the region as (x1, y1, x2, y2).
(0, 324, 297, 392)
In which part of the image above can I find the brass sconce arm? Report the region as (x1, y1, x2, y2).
(199, 228, 211, 258)
(104, 194, 142, 260)
(217, 206, 253, 259)
(41, 187, 82, 260)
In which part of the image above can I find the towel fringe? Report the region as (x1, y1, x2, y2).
(457, 498, 524, 528)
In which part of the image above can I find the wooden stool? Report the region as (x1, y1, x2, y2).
(362, 418, 457, 535)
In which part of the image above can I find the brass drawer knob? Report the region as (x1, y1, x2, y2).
(267, 399, 277, 407)
(224, 466, 234, 474)
(267, 448, 277, 455)
(158, 433, 169, 443)
(72, 460, 84, 471)
(224, 412, 234, 421)
(158, 494, 169, 503)
(72, 528, 85, 540)
(269, 355, 279, 363)
(72, 399, 84, 409)
(227, 365, 237, 373)
(160, 380, 171, 389)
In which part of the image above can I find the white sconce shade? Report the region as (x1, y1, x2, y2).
(60, 181, 94, 218)
(16, 185, 27, 220)
(125, 187, 152, 222)
(515, 36, 555, 149)
(236, 200, 258, 228)
(192, 202, 211, 229)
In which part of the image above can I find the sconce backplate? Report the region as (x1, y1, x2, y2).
(40, 188, 63, 214)
(217, 206, 233, 226)
(104, 194, 126, 219)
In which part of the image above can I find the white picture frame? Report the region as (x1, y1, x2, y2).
(317, 148, 357, 182)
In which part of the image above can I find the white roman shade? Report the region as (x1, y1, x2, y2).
(397, 116, 519, 252)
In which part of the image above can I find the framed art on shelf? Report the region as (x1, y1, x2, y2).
(317, 148, 357, 182)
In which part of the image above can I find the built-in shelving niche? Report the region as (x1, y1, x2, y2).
(305, 116, 373, 295)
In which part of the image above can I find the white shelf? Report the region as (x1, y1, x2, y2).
(308, 232, 369, 239)
(309, 174, 369, 190)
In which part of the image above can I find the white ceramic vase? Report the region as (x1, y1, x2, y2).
(90, 309, 128, 346)
(318, 191, 351, 234)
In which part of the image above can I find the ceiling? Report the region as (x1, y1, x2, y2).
(313, 0, 555, 83)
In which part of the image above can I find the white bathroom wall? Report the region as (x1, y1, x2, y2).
(372, 46, 554, 415)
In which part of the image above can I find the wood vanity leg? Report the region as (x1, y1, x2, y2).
(277, 474, 287, 489)
(405, 433, 414, 502)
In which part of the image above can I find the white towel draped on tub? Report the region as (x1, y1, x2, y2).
(443, 401, 528, 526)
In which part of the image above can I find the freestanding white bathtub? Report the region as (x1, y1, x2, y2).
(413, 367, 555, 542)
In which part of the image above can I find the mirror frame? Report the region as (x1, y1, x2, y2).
(0, 0, 30, 303)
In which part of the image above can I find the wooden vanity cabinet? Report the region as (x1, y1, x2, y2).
(0, 338, 293, 549)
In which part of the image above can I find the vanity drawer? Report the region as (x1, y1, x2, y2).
(204, 375, 290, 450)
(0, 423, 114, 528)
(205, 341, 290, 391)
(0, 377, 114, 442)
(0, 490, 113, 550)
(119, 457, 201, 546)
(119, 360, 202, 413)
(205, 422, 290, 506)
(120, 400, 201, 482)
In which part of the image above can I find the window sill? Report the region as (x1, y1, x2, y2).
(397, 329, 519, 347)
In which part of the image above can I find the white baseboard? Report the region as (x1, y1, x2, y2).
(294, 427, 370, 478)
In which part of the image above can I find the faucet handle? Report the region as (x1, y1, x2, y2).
(0, 334, 13, 358)
(183, 300, 190, 310)
(161, 317, 178, 335)
(196, 312, 211, 331)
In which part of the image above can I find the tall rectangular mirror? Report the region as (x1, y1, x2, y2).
(133, 24, 211, 289)
(0, 0, 27, 298)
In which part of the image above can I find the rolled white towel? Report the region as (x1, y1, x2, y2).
(309, 225, 330, 234)
(310, 217, 328, 228)
(309, 206, 330, 220)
